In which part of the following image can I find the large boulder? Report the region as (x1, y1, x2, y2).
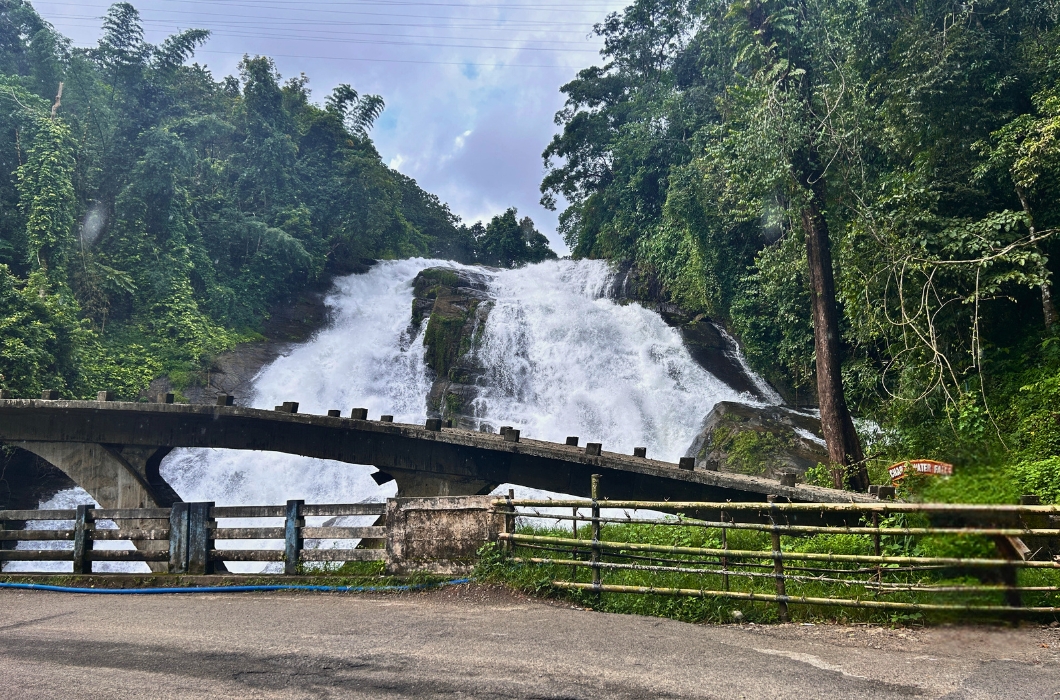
(684, 401, 829, 480)
(409, 267, 494, 426)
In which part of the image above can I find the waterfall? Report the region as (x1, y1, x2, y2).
(9, 258, 777, 572)
(468, 259, 760, 459)
(162, 257, 769, 506)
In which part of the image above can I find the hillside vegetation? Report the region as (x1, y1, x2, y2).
(542, 0, 1060, 500)
(0, 1, 554, 400)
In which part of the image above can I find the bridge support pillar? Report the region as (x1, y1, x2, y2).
(12, 441, 181, 572)
(383, 469, 498, 498)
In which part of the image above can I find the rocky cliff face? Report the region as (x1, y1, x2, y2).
(607, 260, 832, 481)
(607, 260, 777, 402)
(409, 267, 494, 428)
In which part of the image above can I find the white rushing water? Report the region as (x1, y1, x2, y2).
(469, 260, 757, 457)
(9, 258, 774, 572)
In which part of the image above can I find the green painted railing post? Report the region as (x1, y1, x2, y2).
(72, 505, 93, 575)
(285, 500, 305, 575)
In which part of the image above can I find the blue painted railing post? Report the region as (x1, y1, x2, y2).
(187, 502, 215, 575)
(72, 505, 93, 575)
(285, 500, 305, 575)
(168, 503, 190, 574)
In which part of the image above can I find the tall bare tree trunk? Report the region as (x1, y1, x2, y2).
(799, 179, 868, 491)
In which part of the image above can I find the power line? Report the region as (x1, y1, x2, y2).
(48, 20, 603, 54)
(44, 13, 601, 46)
(36, 1, 615, 26)
(45, 13, 596, 35)
(160, 0, 622, 13)
(194, 49, 576, 69)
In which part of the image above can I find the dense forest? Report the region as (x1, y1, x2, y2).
(0, 1, 555, 401)
(543, 0, 1060, 497)
(2, 0, 1059, 501)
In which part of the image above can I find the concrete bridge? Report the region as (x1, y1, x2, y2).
(0, 398, 867, 519)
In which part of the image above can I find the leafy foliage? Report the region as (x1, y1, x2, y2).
(543, 0, 1060, 495)
(0, 1, 554, 399)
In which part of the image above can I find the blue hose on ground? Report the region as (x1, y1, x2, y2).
(0, 578, 473, 595)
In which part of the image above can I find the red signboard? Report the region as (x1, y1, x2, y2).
(889, 460, 954, 482)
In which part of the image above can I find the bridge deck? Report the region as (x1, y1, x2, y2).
(0, 400, 870, 504)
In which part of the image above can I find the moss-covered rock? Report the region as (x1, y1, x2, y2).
(410, 267, 494, 424)
(684, 401, 829, 480)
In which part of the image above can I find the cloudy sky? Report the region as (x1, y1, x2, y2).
(31, 0, 629, 253)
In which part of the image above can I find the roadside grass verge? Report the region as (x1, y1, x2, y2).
(475, 520, 1060, 626)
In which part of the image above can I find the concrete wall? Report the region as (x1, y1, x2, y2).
(385, 496, 504, 575)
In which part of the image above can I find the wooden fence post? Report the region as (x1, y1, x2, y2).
(505, 489, 516, 555)
(72, 504, 93, 575)
(720, 508, 729, 592)
(187, 502, 215, 575)
(285, 500, 305, 575)
(872, 512, 882, 596)
(591, 474, 602, 594)
(767, 496, 789, 622)
(571, 506, 579, 580)
(169, 503, 190, 574)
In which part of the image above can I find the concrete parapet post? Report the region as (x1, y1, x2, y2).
(285, 500, 305, 575)
(97, 391, 113, 402)
(72, 504, 94, 575)
(350, 408, 368, 420)
(187, 502, 215, 575)
(384, 496, 504, 575)
(169, 503, 190, 574)
(41, 390, 59, 400)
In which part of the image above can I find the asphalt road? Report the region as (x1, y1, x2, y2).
(1, 584, 1058, 699)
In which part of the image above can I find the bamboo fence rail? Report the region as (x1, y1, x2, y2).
(493, 480, 1060, 619)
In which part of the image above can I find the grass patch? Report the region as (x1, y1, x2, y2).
(476, 519, 1060, 626)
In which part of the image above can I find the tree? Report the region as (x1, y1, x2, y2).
(723, 0, 867, 488)
(476, 209, 558, 268)
(0, 1, 533, 400)
(17, 114, 75, 277)
(977, 87, 1060, 329)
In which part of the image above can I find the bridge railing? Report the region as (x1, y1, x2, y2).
(0, 502, 387, 574)
(492, 485, 1060, 621)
